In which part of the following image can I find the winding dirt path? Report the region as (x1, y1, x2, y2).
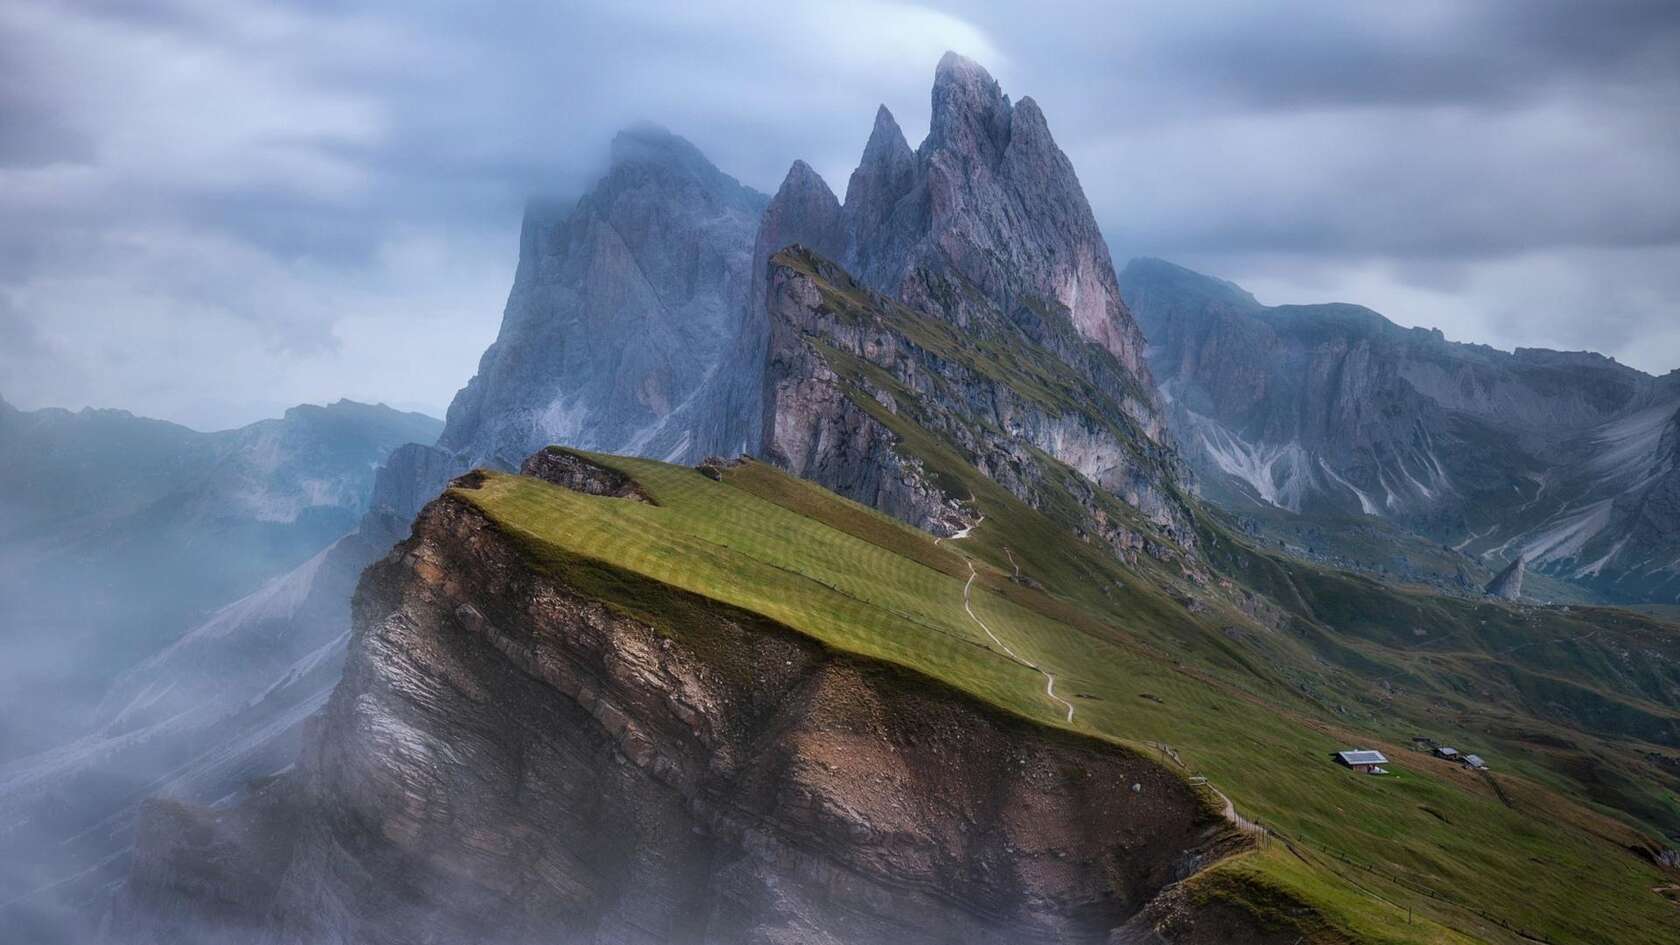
(960, 562, 1076, 722)
(1204, 782, 1262, 833)
(941, 518, 1076, 723)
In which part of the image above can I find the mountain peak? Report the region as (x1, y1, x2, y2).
(764, 159, 844, 255)
(928, 51, 1011, 154)
(1120, 257, 1264, 317)
(846, 105, 915, 213)
(781, 159, 831, 193)
(1008, 96, 1054, 150)
(933, 50, 998, 94)
(862, 105, 912, 164)
(758, 160, 845, 278)
(441, 123, 766, 468)
(841, 106, 919, 285)
(597, 123, 766, 219)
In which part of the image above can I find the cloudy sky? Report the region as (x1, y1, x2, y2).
(2, 1, 1677, 429)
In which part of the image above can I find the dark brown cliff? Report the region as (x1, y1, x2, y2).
(114, 476, 1238, 944)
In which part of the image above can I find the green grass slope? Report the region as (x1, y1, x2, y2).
(455, 451, 1679, 945)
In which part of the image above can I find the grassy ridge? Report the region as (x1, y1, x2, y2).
(1203, 518, 1680, 839)
(456, 453, 1679, 945)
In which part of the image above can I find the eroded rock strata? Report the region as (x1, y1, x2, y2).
(116, 477, 1236, 945)
(762, 248, 1195, 552)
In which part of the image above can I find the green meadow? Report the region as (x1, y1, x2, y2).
(458, 450, 1680, 945)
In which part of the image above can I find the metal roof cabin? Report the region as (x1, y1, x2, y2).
(1433, 746, 1459, 760)
(1332, 749, 1389, 773)
(1463, 754, 1488, 770)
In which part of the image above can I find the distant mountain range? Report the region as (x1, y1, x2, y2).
(0, 398, 441, 757)
(1121, 257, 1680, 603)
(0, 398, 439, 941)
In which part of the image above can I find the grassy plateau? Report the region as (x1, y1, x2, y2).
(455, 448, 1679, 945)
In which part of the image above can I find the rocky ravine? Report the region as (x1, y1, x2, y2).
(114, 465, 1240, 945)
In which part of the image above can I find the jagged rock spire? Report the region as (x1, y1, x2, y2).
(927, 51, 1013, 159)
(845, 107, 916, 227)
(1486, 557, 1525, 600)
(860, 105, 914, 168)
(740, 52, 1164, 441)
(842, 106, 919, 285)
(761, 160, 845, 265)
(903, 53, 1155, 388)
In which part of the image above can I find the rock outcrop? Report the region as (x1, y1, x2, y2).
(1485, 556, 1525, 600)
(520, 446, 654, 502)
(438, 125, 768, 469)
(113, 471, 1233, 945)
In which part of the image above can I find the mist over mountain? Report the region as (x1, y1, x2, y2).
(0, 399, 441, 942)
(91, 54, 1680, 945)
(99, 53, 1215, 945)
(439, 125, 769, 468)
(2, 33, 1679, 945)
(0, 398, 441, 758)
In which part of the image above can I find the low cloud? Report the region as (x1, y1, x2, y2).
(2, 0, 1676, 426)
(1190, 245, 1680, 376)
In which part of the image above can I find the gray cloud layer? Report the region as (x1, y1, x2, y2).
(2, 0, 1676, 428)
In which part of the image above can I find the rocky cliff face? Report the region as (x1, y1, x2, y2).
(113, 472, 1232, 945)
(687, 159, 852, 463)
(737, 54, 1180, 549)
(1121, 256, 1680, 602)
(747, 54, 1163, 444)
(438, 125, 768, 469)
(437, 53, 1176, 543)
(762, 249, 1194, 551)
